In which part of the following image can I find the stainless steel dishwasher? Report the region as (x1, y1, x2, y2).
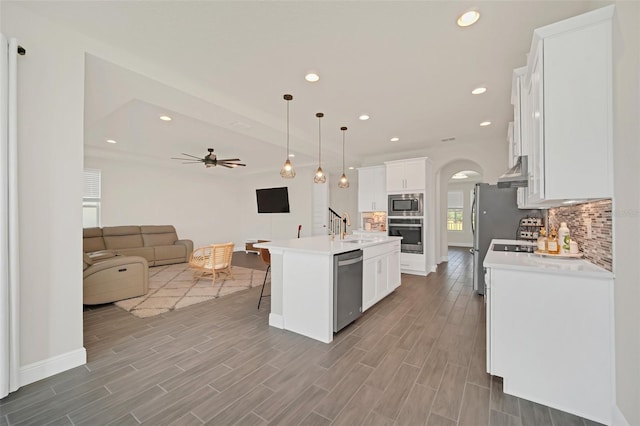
(333, 249, 363, 332)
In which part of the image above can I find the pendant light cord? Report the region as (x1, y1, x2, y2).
(318, 116, 322, 166)
(286, 100, 290, 156)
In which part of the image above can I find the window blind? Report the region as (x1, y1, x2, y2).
(447, 190, 464, 209)
(84, 168, 101, 200)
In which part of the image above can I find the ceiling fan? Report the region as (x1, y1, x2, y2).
(171, 148, 246, 169)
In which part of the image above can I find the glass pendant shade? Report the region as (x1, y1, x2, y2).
(314, 166, 326, 183)
(280, 94, 295, 178)
(338, 173, 349, 188)
(281, 158, 295, 178)
(338, 126, 349, 188)
(314, 112, 326, 184)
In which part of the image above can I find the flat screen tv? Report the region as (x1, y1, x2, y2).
(256, 186, 290, 213)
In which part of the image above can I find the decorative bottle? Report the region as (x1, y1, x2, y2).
(547, 225, 560, 254)
(558, 222, 571, 255)
(537, 227, 548, 253)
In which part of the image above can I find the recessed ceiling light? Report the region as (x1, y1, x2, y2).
(288, 154, 295, 158)
(106, 139, 117, 144)
(358, 114, 370, 121)
(159, 115, 172, 121)
(480, 121, 492, 127)
(348, 166, 355, 170)
(457, 10, 480, 27)
(452, 172, 468, 179)
(305, 73, 320, 82)
(472, 87, 487, 95)
(390, 137, 399, 142)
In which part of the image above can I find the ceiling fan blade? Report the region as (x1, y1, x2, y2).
(220, 162, 246, 167)
(217, 158, 241, 162)
(171, 157, 202, 162)
(219, 164, 234, 168)
(180, 153, 203, 160)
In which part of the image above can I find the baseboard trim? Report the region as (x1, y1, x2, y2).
(439, 256, 449, 263)
(20, 347, 87, 387)
(612, 405, 629, 426)
(269, 313, 284, 329)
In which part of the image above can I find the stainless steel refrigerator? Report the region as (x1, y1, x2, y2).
(471, 184, 537, 295)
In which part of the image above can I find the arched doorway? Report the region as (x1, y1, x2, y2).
(434, 159, 483, 263)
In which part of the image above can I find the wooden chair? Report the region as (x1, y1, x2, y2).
(188, 242, 234, 285)
(258, 247, 271, 309)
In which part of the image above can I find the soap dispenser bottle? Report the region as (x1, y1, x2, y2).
(547, 225, 560, 255)
(537, 227, 548, 253)
(558, 222, 571, 254)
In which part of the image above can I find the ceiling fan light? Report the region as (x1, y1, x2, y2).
(281, 158, 296, 178)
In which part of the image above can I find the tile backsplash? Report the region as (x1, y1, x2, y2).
(548, 199, 612, 271)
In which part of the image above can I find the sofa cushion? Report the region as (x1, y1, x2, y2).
(103, 226, 143, 250)
(83, 227, 106, 252)
(114, 247, 155, 264)
(141, 225, 178, 247)
(154, 245, 186, 261)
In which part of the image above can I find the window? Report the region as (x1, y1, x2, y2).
(83, 168, 101, 227)
(447, 190, 464, 231)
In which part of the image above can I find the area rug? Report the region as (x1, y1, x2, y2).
(114, 263, 267, 318)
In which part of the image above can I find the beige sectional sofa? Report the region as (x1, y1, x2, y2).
(83, 225, 193, 266)
(82, 225, 193, 305)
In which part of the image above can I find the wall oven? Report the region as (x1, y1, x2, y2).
(388, 193, 423, 216)
(388, 218, 423, 254)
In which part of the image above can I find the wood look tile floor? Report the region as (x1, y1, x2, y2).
(0, 248, 601, 426)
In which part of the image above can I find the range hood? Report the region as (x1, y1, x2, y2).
(497, 155, 528, 188)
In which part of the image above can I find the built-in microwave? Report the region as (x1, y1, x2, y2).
(388, 193, 423, 216)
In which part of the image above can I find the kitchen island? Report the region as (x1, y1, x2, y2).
(255, 235, 401, 343)
(484, 239, 614, 424)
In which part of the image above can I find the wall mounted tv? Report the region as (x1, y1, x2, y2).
(256, 186, 290, 214)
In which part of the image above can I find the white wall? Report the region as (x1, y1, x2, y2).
(611, 1, 640, 424)
(236, 166, 315, 244)
(2, 4, 86, 377)
(446, 181, 476, 247)
(84, 157, 242, 249)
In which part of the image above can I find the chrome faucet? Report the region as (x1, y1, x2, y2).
(340, 212, 351, 240)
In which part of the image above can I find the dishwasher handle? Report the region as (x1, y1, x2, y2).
(337, 256, 363, 266)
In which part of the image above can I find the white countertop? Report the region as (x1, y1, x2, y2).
(483, 239, 613, 279)
(255, 234, 401, 255)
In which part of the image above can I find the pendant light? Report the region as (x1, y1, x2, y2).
(314, 112, 326, 184)
(280, 94, 295, 178)
(338, 126, 349, 188)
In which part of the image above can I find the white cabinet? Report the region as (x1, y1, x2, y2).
(486, 266, 614, 424)
(385, 159, 426, 192)
(362, 241, 401, 311)
(399, 252, 425, 274)
(518, 6, 613, 206)
(357, 166, 387, 212)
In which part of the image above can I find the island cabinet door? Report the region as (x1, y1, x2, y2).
(362, 257, 377, 311)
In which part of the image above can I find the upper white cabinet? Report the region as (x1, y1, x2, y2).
(358, 165, 387, 212)
(385, 158, 427, 192)
(519, 6, 614, 206)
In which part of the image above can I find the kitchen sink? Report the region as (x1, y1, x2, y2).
(341, 239, 369, 244)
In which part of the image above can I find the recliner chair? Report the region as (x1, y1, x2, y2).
(83, 253, 149, 305)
